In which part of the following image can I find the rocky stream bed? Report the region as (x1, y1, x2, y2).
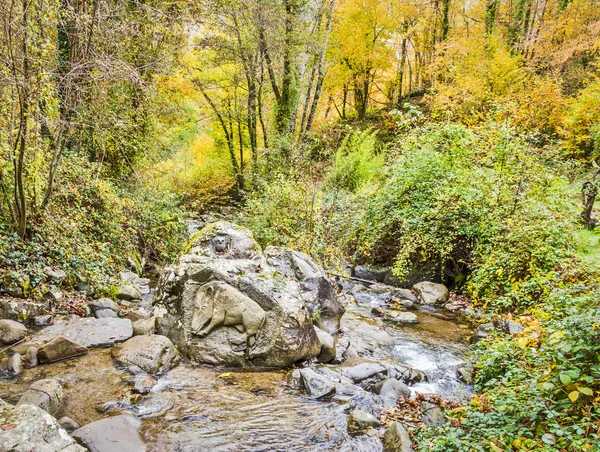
(0, 218, 482, 452)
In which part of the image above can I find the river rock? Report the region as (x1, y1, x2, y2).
(26, 317, 133, 348)
(125, 307, 150, 322)
(382, 421, 413, 452)
(72, 414, 145, 452)
(89, 298, 120, 316)
(299, 368, 336, 399)
(353, 265, 390, 283)
(152, 222, 321, 368)
(470, 322, 494, 343)
(58, 416, 80, 433)
(17, 379, 64, 415)
(387, 364, 427, 385)
(23, 346, 38, 368)
(116, 283, 142, 301)
(2, 353, 24, 377)
(315, 327, 336, 363)
(43, 288, 64, 302)
(348, 409, 381, 432)
(37, 336, 88, 363)
(0, 400, 86, 452)
(420, 401, 445, 426)
(265, 246, 345, 334)
(44, 266, 66, 282)
(0, 299, 49, 321)
(112, 334, 178, 375)
(95, 309, 118, 318)
(387, 311, 419, 324)
(413, 282, 449, 306)
(0, 319, 27, 344)
(340, 358, 387, 383)
(133, 317, 157, 335)
(34, 315, 54, 327)
(133, 375, 157, 395)
(372, 378, 411, 404)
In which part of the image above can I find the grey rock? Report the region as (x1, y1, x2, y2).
(125, 308, 150, 323)
(72, 414, 145, 452)
(34, 315, 54, 327)
(391, 288, 418, 304)
(456, 367, 471, 384)
(315, 327, 336, 363)
(111, 334, 178, 375)
(9, 353, 23, 376)
(382, 421, 413, 452)
(37, 336, 88, 363)
(23, 346, 38, 368)
(372, 378, 411, 404)
(44, 267, 66, 282)
(133, 317, 156, 336)
(348, 409, 381, 432)
(58, 416, 80, 433)
(387, 311, 419, 324)
(470, 322, 495, 344)
(0, 299, 48, 321)
(88, 298, 120, 313)
(0, 319, 27, 344)
(387, 364, 427, 385)
(26, 317, 133, 348)
(75, 281, 93, 295)
(153, 222, 321, 368)
(94, 309, 118, 318)
(0, 400, 85, 452)
(43, 289, 64, 302)
(353, 265, 390, 283)
(340, 358, 386, 383)
(116, 283, 142, 301)
(413, 282, 449, 306)
(420, 402, 445, 426)
(371, 306, 385, 316)
(133, 375, 157, 395)
(17, 379, 64, 415)
(299, 368, 336, 399)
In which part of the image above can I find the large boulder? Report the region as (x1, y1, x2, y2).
(71, 414, 145, 452)
(17, 379, 64, 416)
(152, 222, 322, 368)
(413, 282, 449, 306)
(0, 400, 86, 452)
(111, 334, 178, 375)
(264, 247, 345, 334)
(0, 319, 27, 344)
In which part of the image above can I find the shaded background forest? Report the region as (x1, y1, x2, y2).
(1, 0, 600, 450)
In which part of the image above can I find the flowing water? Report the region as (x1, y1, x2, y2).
(0, 296, 472, 451)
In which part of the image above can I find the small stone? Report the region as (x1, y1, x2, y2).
(372, 378, 411, 404)
(34, 315, 54, 327)
(456, 367, 471, 384)
(371, 306, 385, 316)
(23, 346, 38, 368)
(420, 401, 445, 426)
(125, 308, 150, 323)
(132, 317, 156, 336)
(470, 323, 494, 344)
(387, 312, 419, 324)
(339, 358, 386, 383)
(58, 416, 80, 433)
(94, 309, 118, 319)
(412, 281, 449, 306)
(133, 375, 157, 395)
(299, 368, 336, 399)
(17, 379, 64, 415)
(0, 319, 27, 344)
(112, 334, 178, 375)
(44, 267, 66, 282)
(314, 327, 336, 363)
(43, 288, 64, 302)
(348, 409, 381, 432)
(37, 335, 89, 363)
(88, 298, 120, 313)
(116, 283, 142, 301)
(8, 353, 23, 376)
(383, 421, 413, 452)
(72, 414, 145, 452)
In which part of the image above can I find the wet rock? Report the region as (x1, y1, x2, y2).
(27, 317, 133, 348)
(0, 400, 86, 452)
(34, 315, 54, 327)
(44, 267, 66, 282)
(43, 288, 64, 302)
(0, 299, 49, 321)
(133, 375, 157, 395)
(116, 283, 142, 301)
(382, 421, 413, 452)
(413, 282, 449, 306)
(315, 327, 336, 363)
(456, 367, 471, 384)
(299, 368, 336, 399)
(340, 358, 387, 383)
(496, 319, 524, 335)
(351, 284, 390, 306)
(72, 414, 145, 452)
(133, 317, 156, 336)
(348, 409, 381, 432)
(470, 322, 494, 344)
(335, 336, 359, 362)
(371, 306, 385, 316)
(387, 364, 427, 385)
(153, 222, 321, 368)
(391, 288, 418, 304)
(112, 334, 178, 375)
(0, 319, 27, 344)
(23, 346, 38, 368)
(353, 265, 390, 283)
(372, 378, 411, 404)
(265, 247, 346, 334)
(17, 379, 64, 415)
(58, 416, 80, 433)
(2, 352, 24, 377)
(420, 402, 445, 426)
(387, 311, 419, 324)
(37, 336, 88, 363)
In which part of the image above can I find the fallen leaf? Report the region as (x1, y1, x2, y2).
(1, 424, 17, 430)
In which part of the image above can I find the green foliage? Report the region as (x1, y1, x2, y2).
(325, 128, 384, 192)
